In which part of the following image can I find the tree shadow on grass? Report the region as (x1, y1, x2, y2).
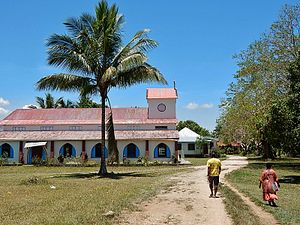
(51, 172, 154, 180)
(279, 175, 300, 184)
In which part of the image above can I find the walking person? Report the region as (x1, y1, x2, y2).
(259, 163, 280, 206)
(207, 152, 222, 198)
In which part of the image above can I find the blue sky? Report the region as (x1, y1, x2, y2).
(0, 0, 298, 131)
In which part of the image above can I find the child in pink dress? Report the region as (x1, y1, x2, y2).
(259, 163, 280, 206)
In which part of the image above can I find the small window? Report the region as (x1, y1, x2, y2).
(12, 127, 26, 131)
(188, 143, 195, 150)
(177, 143, 182, 150)
(69, 126, 82, 131)
(158, 143, 167, 157)
(155, 126, 168, 130)
(40, 126, 53, 131)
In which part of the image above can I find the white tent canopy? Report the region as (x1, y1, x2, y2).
(24, 142, 47, 148)
(178, 127, 200, 142)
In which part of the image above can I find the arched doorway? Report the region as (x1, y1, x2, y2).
(27, 147, 47, 164)
(91, 143, 108, 158)
(59, 143, 76, 158)
(0, 143, 14, 158)
(123, 143, 140, 158)
(154, 143, 171, 158)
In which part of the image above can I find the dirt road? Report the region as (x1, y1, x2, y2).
(115, 156, 248, 225)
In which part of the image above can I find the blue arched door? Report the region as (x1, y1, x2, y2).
(91, 143, 108, 159)
(0, 143, 14, 159)
(59, 143, 76, 158)
(123, 143, 140, 158)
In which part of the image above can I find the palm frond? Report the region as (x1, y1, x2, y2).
(47, 34, 98, 75)
(36, 74, 96, 92)
(113, 63, 167, 88)
(35, 96, 45, 108)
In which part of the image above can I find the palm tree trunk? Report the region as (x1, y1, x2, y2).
(99, 93, 107, 175)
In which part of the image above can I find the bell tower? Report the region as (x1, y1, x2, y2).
(146, 88, 178, 119)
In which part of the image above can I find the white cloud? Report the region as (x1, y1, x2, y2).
(0, 97, 9, 106)
(22, 104, 38, 109)
(0, 107, 9, 115)
(200, 103, 214, 109)
(185, 102, 199, 110)
(185, 102, 214, 110)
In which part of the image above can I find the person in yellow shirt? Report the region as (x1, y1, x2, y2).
(207, 152, 221, 198)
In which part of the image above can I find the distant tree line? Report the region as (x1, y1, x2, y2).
(176, 120, 211, 137)
(216, 4, 300, 158)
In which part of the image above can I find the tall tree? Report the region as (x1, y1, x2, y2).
(218, 4, 300, 158)
(36, 0, 166, 175)
(36, 93, 75, 108)
(76, 95, 101, 108)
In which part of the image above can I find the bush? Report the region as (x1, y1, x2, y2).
(20, 176, 48, 185)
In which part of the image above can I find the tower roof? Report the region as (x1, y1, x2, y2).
(146, 88, 177, 99)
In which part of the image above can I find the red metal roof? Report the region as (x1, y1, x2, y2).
(0, 130, 179, 141)
(146, 88, 177, 99)
(0, 108, 177, 126)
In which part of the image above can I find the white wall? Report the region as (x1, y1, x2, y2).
(148, 99, 176, 119)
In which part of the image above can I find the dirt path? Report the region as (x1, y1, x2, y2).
(115, 156, 249, 225)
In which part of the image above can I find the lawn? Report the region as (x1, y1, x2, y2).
(0, 164, 194, 225)
(225, 158, 300, 225)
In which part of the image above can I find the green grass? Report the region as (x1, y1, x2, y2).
(184, 157, 209, 166)
(0, 165, 191, 225)
(220, 184, 262, 225)
(225, 158, 300, 225)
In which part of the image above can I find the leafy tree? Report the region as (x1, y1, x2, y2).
(176, 120, 210, 136)
(218, 4, 300, 158)
(36, 0, 166, 175)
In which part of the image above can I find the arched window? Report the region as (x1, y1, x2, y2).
(0, 143, 14, 158)
(154, 143, 171, 158)
(123, 143, 140, 158)
(91, 143, 108, 158)
(59, 143, 76, 158)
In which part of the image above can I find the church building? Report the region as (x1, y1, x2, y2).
(0, 88, 179, 164)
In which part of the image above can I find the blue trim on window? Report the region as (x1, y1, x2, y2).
(42, 149, 46, 160)
(166, 146, 171, 158)
(104, 147, 108, 158)
(91, 147, 96, 158)
(71, 147, 76, 157)
(27, 148, 32, 164)
(59, 146, 64, 156)
(154, 147, 159, 158)
(10, 146, 14, 158)
(91, 145, 108, 158)
(154, 144, 171, 158)
(123, 146, 128, 157)
(136, 146, 140, 158)
(0, 145, 2, 156)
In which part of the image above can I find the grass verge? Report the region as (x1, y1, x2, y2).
(225, 158, 300, 225)
(220, 183, 262, 225)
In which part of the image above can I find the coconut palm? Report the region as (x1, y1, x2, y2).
(36, 0, 167, 175)
(36, 93, 75, 108)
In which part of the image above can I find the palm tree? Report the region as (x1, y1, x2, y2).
(36, 0, 167, 175)
(36, 93, 75, 108)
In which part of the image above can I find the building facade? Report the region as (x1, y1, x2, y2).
(0, 88, 179, 164)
